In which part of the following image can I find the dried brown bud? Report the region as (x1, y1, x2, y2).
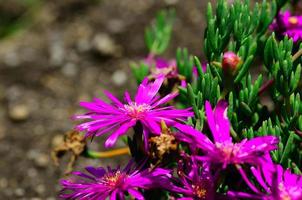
(51, 130, 86, 173)
(149, 121, 177, 163)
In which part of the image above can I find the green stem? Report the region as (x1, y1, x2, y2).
(85, 147, 130, 159)
(292, 48, 302, 62)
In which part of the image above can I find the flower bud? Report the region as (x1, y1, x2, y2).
(222, 51, 241, 74)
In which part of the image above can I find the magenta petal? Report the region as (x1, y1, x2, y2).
(110, 190, 117, 200)
(85, 166, 106, 178)
(205, 100, 231, 143)
(152, 92, 178, 107)
(174, 123, 214, 151)
(104, 90, 124, 107)
(128, 189, 144, 200)
(105, 121, 136, 148)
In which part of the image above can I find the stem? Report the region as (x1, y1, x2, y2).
(258, 79, 274, 95)
(86, 147, 130, 159)
(292, 48, 302, 62)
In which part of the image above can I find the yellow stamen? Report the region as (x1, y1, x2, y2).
(289, 17, 298, 25)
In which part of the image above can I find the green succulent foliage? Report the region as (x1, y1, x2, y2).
(204, 0, 277, 62)
(264, 35, 301, 97)
(231, 36, 258, 83)
(184, 57, 221, 130)
(132, 9, 176, 84)
(276, 0, 290, 9)
(202, 0, 302, 172)
(131, 62, 149, 84)
(176, 48, 194, 82)
(242, 118, 300, 169)
(281, 93, 302, 129)
(228, 74, 263, 132)
(145, 9, 175, 55)
(204, 0, 233, 61)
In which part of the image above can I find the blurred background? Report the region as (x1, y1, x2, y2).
(0, 0, 209, 198)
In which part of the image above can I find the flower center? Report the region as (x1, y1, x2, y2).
(101, 170, 126, 188)
(192, 184, 207, 199)
(123, 102, 151, 119)
(216, 142, 240, 161)
(153, 65, 176, 76)
(289, 17, 298, 25)
(278, 182, 301, 200)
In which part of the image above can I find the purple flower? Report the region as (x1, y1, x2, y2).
(271, 11, 302, 42)
(172, 157, 217, 200)
(60, 161, 172, 200)
(175, 100, 279, 168)
(144, 56, 178, 79)
(228, 162, 302, 200)
(74, 75, 193, 148)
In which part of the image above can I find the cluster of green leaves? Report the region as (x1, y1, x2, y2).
(145, 9, 175, 55)
(204, 0, 276, 62)
(183, 0, 301, 171)
(186, 0, 274, 126)
(259, 35, 302, 169)
(131, 9, 176, 84)
(131, 0, 300, 170)
(264, 35, 301, 96)
(176, 48, 194, 82)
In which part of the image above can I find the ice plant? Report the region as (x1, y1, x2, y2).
(271, 11, 302, 42)
(60, 161, 172, 200)
(144, 56, 188, 88)
(74, 75, 193, 148)
(175, 101, 279, 168)
(171, 157, 217, 200)
(55, 1, 302, 199)
(228, 162, 302, 200)
(144, 56, 178, 79)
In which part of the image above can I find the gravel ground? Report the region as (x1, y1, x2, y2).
(0, 0, 209, 198)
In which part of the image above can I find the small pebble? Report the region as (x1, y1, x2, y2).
(61, 63, 78, 77)
(111, 70, 127, 86)
(14, 188, 25, 197)
(27, 150, 49, 168)
(0, 178, 8, 188)
(107, 19, 126, 33)
(8, 104, 30, 122)
(35, 154, 49, 168)
(35, 184, 45, 194)
(4, 50, 20, 67)
(92, 33, 121, 56)
(27, 168, 38, 178)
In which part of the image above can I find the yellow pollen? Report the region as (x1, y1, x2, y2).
(278, 183, 292, 200)
(289, 17, 298, 25)
(102, 171, 125, 187)
(216, 142, 240, 160)
(192, 185, 207, 199)
(123, 102, 151, 119)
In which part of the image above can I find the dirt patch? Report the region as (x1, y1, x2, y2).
(0, 0, 208, 198)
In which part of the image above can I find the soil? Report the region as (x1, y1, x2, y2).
(0, 0, 209, 199)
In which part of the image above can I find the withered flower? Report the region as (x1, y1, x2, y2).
(149, 121, 178, 164)
(51, 130, 86, 173)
